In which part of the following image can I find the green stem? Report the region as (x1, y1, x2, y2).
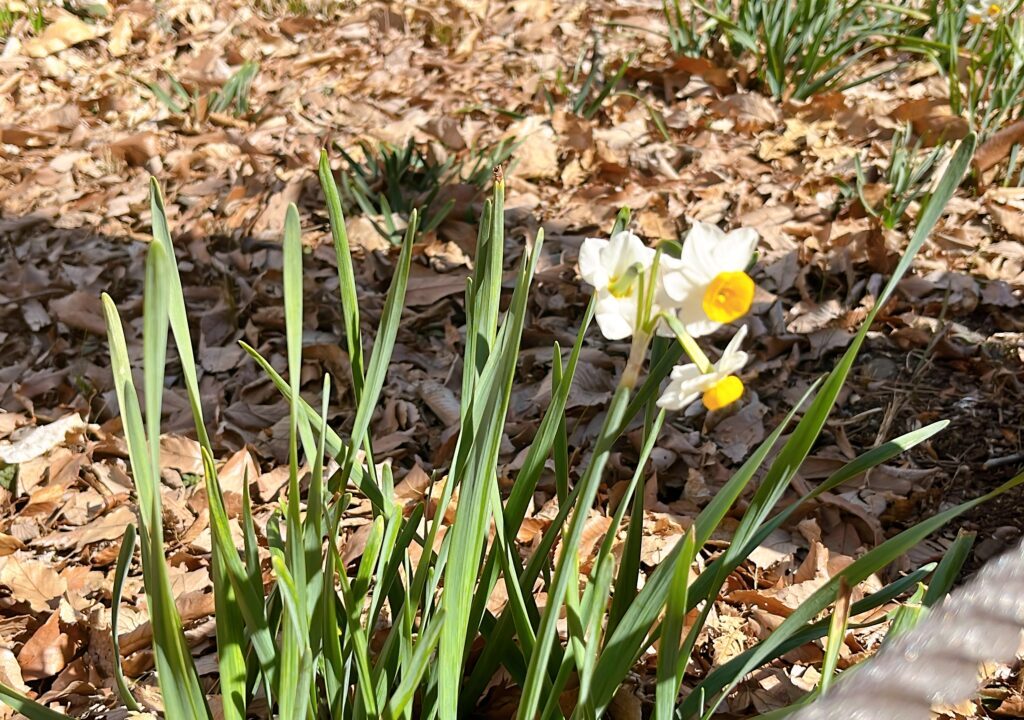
(663, 313, 713, 374)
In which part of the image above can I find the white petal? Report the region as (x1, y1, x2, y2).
(657, 364, 718, 411)
(668, 363, 704, 383)
(605, 231, 655, 276)
(675, 288, 720, 338)
(722, 324, 749, 357)
(594, 293, 636, 340)
(716, 350, 748, 376)
(656, 254, 691, 302)
(680, 221, 727, 282)
(709, 227, 759, 273)
(578, 237, 609, 288)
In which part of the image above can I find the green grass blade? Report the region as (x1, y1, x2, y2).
(383, 610, 446, 720)
(702, 563, 934, 719)
(200, 447, 278, 699)
(340, 210, 418, 500)
(588, 382, 818, 714)
(211, 549, 247, 720)
(145, 80, 185, 113)
(518, 385, 632, 720)
(103, 255, 210, 719)
(150, 178, 212, 452)
(440, 221, 544, 715)
(336, 543, 380, 716)
(686, 469, 1024, 718)
(318, 150, 365, 401)
(270, 551, 313, 720)
(591, 133, 976, 716)
(923, 530, 976, 607)
(0, 684, 71, 719)
(654, 527, 695, 720)
(818, 580, 852, 695)
(237, 342, 384, 508)
(111, 524, 141, 712)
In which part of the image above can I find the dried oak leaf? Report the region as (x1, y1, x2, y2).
(48, 291, 107, 335)
(23, 13, 101, 58)
(0, 554, 66, 612)
(17, 611, 72, 681)
(0, 414, 85, 464)
(158, 435, 203, 475)
(35, 504, 135, 552)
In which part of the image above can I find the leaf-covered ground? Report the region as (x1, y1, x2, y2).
(1, 0, 1024, 717)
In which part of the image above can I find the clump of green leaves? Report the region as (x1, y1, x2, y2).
(945, 4, 1024, 139)
(840, 124, 948, 229)
(144, 61, 259, 120)
(656, 0, 923, 101)
(0, 3, 45, 39)
(0, 7, 14, 38)
(335, 137, 517, 244)
(5, 134, 1022, 720)
(561, 34, 638, 119)
(660, 0, 731, 56)
(719, 0, 911, 100)
(252, 0, 331, 15)
(539, 33, 669, 138)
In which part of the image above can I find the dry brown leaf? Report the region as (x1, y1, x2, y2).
(0, 647, 28, 707)
(17, 612, 71, 681)
(0, 413, 85, 464)
(23, 13, 101, 58)
(892, 98, 969, 144)
(974, 119, 1024, 174)
(35, 504, 135, 551)
(0, 535, 26, 558)
(507, 116, 559, 179)
(107, 133, 162, 168)
(712, 93, 781, 133)
(394, 464, 432, 505)
(0, 554, 66, 612)
(159, 435, 204, 475)
(48, 291, 107, 335)
(405, 265, 471, 306)
(108, 13, 133, 57)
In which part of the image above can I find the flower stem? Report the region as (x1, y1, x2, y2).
(663, 313, 713, 374)
(622, 329, 651, 389)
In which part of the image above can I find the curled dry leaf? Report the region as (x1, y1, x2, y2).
(17, 611, 72, 681)
(0, 554, 66, 613)
(48, 291, 107, 336)
(35, 504, 135, 552)
(158, 435, 204, 475)
(23, 13, 101, 58)
(0, 414, 85, 465)
(108, 13, 133, 58)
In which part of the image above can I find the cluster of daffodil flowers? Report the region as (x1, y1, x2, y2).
(967, 1, 1005, 25)
(578, 221, 758, 412)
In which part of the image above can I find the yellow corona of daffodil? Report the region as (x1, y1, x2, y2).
(656, 325, 750, 412)
(661, 221, 759, 338)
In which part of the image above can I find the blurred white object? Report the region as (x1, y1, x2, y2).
(793, 539, 1024, 720)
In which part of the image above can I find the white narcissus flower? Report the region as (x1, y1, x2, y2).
(578, 231, 656, 340)
(967, 2, 1004, 24)
(662, 221, 759, 338)
(656, 325, 749, 412)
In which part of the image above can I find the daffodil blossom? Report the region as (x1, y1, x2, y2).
(967, 1, 1004, 24)
(578, 231, 656, 340)
(656, 325, 749, 412)
(662, 221, 759, 338)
